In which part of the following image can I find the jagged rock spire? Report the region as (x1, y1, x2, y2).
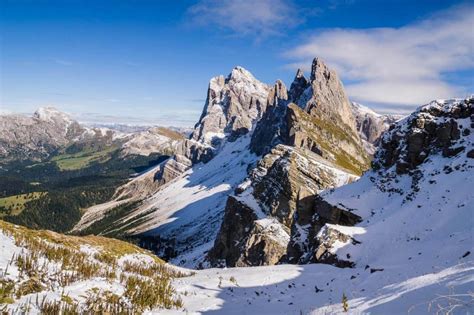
(305, 57, 358, 134)
(288, 69, 309, 102)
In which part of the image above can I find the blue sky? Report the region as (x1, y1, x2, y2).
(1, 0, 473, 127)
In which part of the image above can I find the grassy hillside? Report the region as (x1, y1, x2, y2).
(0, 192, 47, 216)
(0, 220, 187, 313)
(51, 146, 117, 171)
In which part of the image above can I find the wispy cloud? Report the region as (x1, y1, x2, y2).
(187, 0, 300, 38)
(285, 4, 474, 109)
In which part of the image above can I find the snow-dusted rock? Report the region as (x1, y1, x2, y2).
(191, 66, 270, 145)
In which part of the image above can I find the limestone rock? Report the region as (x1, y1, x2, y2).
(351, 102, 402, 155)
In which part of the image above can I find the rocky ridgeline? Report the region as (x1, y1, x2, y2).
(375, 97, 473, 174)
(251, 58, 370, 175)
(207, 58, 371, 267)
(73, 58, 397, 269)
(0, 107, 189, 165)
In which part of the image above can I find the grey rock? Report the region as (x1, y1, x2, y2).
(191, 67, 270, 145)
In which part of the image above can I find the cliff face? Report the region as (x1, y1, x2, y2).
(208, 144, 358, 267)
(351, 102, 402, 155)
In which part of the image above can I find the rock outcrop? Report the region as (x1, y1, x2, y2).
(208, 144, 359, 267)
(374, 97, 473, 174)
(308, 96, 474, 270)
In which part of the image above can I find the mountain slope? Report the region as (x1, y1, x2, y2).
(73, 66, 270, 266)
(0, 107, 190, 233)
(165, 97, 474, 314)
(0, 219, 186, 313)
(73, 60, 373, 269)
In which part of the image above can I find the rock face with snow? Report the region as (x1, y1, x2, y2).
(191, 67, 270, 145)
(375, 98, 473, 174)
(0, 107, 188, 164)
(351, 102, 402, 154)
(120, 126, 184, 157)
(0, 107, 85, 163)
(208, 58, 369, 267)
(309, 97, 473, 269)
(208, 144, 358, 267)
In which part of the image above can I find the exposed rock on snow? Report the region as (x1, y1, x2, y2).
(375, 97, 473, 174)
(209, 59, 370, 267)
(208, 145, 358, 267)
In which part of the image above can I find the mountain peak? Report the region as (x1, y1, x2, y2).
(191, 67, 270, 145)
(295, 68, 305, 79)
(289, 68, 309, 102)
(33, 106, 73, 123)
(229, 66, 257, 82)
(310, 57, 330, 82)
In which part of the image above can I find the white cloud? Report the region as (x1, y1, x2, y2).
(188, 0, 299, 38)
(286, 4, 474, 108)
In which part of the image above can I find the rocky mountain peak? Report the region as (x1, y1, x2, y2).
(33, 106, 73, 125)
(229, 66, 256, 81)
(191, 67, 270, 146)
(268, 80, 288, 104)
(304, 57, 358, 135)
(310, 57, 330, 82)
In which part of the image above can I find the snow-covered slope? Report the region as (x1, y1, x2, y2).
(0, 220, 187, 313)
(74, 134, 258, 268)
(164, 260, 473, 314)
(318, 97, 473, 266)
(162, 97, 474, 314)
